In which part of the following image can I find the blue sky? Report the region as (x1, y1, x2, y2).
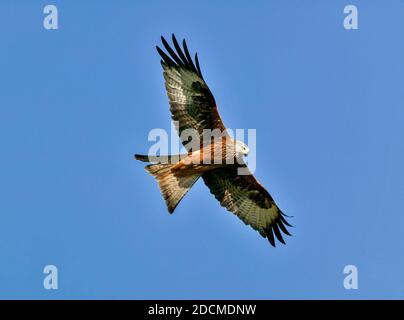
(0, 0, 403, 299)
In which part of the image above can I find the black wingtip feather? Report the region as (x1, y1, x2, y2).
(277, 219, 292, 236)
(272, 223, 286, 245)
(263, 211, 293, 247)
(265, 227, 276, 247)
(279, 214, 293, 227)
(182, 38, 198, 74)
(157, 35, 204, 78)
(161, 36, 184, 67)
(172, 34, 188, 66)
(156, 46, 175, 66)
(195, 53, 203, 79)
(280, 210, 293, 218)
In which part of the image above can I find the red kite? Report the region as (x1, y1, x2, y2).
(135, 35, 291, 247)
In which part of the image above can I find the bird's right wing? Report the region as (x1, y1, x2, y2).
(157, 34, 227, 150)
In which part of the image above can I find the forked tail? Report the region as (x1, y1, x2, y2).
(135, 155, 200, 213)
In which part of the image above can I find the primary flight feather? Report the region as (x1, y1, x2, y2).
(135, 34, 291, 247)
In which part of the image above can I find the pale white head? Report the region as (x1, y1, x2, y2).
(235, 140, 249, 156)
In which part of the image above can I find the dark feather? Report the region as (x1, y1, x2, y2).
(272, 223, 285, 244)
(277, 219, 292, 236)
(279, 214, 293, 227)
(195, 53, 203, 79)
(265, 227, 276, 247)
(161, 36, 184, 67)
(182, 39, 198, 74)
(156, 46, 175, 66)
(172, 34, 188, 66)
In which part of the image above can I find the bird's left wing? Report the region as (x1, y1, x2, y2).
(157, 34, 227, 150)
(202, 166, 292, 247)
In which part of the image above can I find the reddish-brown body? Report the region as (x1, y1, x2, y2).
(171, 139, 240, 175)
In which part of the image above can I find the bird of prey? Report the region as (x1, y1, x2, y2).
(135, 35, 291, 247)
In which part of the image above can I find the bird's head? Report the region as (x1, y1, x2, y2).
(235, 140, 249, 156)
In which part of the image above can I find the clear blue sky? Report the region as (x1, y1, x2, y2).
(0, 0, 403, 299)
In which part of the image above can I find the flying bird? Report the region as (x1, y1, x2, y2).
(135, 35, 291, 247)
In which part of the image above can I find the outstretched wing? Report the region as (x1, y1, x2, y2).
(157, 34, 227, 150)
(202, 166, 292, 247)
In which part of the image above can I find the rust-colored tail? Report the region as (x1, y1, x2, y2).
(144, 163, 200, 213)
